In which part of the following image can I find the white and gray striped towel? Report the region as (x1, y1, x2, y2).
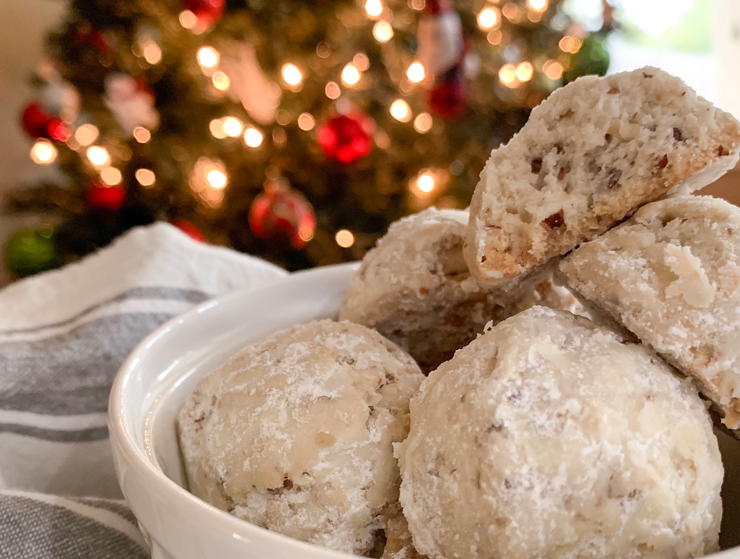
(0, 223, 286, 558)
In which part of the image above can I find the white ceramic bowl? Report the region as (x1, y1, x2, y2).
(110, 262, 740, 559)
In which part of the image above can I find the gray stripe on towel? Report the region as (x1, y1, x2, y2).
(0, 424, 109, 443)
(71, 497, 138, 526)
(0, 494, 147, 559)
(0, 313, 173, 416)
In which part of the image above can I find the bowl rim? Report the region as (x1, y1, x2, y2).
(109, 262, 361, 559)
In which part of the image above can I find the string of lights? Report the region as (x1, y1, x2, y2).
(5, 0, 610, 278)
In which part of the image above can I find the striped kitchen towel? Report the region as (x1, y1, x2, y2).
(0, 223, 285, 558)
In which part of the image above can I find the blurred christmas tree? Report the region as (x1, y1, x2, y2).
(4, 0, 611, 277)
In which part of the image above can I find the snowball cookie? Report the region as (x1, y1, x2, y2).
(465, 67, 740, 288)
(340, 208, 577, 373)
(561, 196, 740, 434)
(178, 319, 425, 555)
(397, 307, 723, 559)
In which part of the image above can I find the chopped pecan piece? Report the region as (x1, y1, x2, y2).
(673, 127, 684, 141)
(607, 168, 622, 188)
(542, 210, 565, 232)
(657, 154, 669, 169)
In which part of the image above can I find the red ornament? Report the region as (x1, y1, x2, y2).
(87, 183, 126, 212)
(20, 101, 68, 140)
(317, 113, 374, 165)
(73, 28, 112, 53)
(172, 219, 205, 242)
(182, 0, 225, 29)
(249, 184, 316, 249)
(426, 65, 468, 120)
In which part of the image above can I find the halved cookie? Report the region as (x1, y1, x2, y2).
(561, 196, 740, 433)
(465, 67, 740, 288)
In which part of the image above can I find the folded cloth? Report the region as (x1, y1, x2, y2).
(0, 223, 286, 558)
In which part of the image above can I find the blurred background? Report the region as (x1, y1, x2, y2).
(1, 0, 739, 286)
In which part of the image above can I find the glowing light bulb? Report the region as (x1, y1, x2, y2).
(543, 60, 564, 80)
(86, 146, 110, 168)
(142, 41, 162, 64)
(498, 64, 517, 85)
(30, 139, 57, 165)
(298, 113, 316, 131)
(559, 36, 581, 53)
(353, 53, 370, 71)
(527, 0, 548, 11)
(341, 64, 361, 86)
(133, 127, 151, 143)
(179, 10, 198, 29)
(414, 112, 433, 133)
(135, 169, 156, 187)
(365, 0, 383, 17)
(487, 29, 503, 45)
(209, 119, 227, 139)
(477, 7, 500, 29)
(325, 81, 341, 99)
(190, 158, 227, 207)
(417, 172, 435, 193)
(75, 124, 99, 146)
(407, 62, 425, 83)
(281, 63, 303, 86)
(502, 2, 522, 21)
(222, 117, 243, 137)
(244, 127, 264, 148)
(212, 71, 230, 91)
(390, 99, 411, 122)
(373, 21, 394, 42)
(100, 167, 122, 186)
(197, 47, 219, 70)
(516, 61, 534, 82)
(207, 169, 227, 189)
(299, 224, 315, 243)
(335, 229, 355, 248)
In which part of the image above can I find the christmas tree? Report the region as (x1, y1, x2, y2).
(4, 0, 610, 277)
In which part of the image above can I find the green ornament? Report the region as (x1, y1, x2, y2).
(4, 228, 59, 278)
(564, 34, 610, 84)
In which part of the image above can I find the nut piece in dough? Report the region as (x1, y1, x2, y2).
(178, 319, 424, 555)
(340, 208, 578, 373)
(398, 307, 722, 559)
(561, 195, 740, 433)
(465, 67, 740, 288)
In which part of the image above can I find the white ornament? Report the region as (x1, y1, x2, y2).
(219, 42, 280, 125)
(417, 10, 464, 82)
(40, 79, 80, 123)
(105, 74, 160, 137)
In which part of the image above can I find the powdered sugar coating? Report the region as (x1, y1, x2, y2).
(178, 319, 424, 555)
(465, 67, 740, 288)
(340, 208, 577, 373)
(561, 196, 740, 432)
(398, 307, 722, 559)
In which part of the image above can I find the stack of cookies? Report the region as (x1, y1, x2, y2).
(179, 67, 740, 559)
